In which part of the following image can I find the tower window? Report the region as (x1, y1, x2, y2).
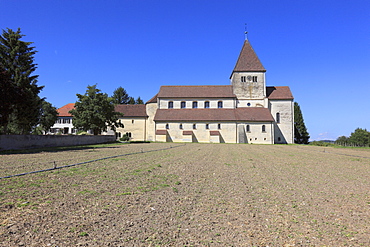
(181, 101, 186, 108)
(204, 101, 210, 108)
(252, 76, 258, 82)
(192, 101, 198, 108)
(168, 101, 173, 109)
(241, 76, 246, 82)
(218, 101, 223, 108)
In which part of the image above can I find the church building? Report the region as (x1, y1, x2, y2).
(115, 39, 294, 144)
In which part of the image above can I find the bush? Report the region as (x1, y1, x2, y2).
(120, 134, 130, 142)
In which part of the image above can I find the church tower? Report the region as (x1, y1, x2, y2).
(230, 40, 267, 107)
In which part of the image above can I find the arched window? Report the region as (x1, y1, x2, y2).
(168, 101, 173, 109)
(192, 101, 198, 108)
(246, 125, 250, 132)
(204, 101, 210, 108)
(165, 123, 169, 129)
(276, 112, 280, 123)
(179, 124, 183, 129)
(262, 125, 266, 132)
(181, 101, 186, 109)
(205, 124, 209, 129)
(218, 123, 221, 129)
(218, 101, 223, 108)
(193, 123, 196, 129)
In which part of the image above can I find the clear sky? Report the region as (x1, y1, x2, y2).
(1, 0, 369, 141)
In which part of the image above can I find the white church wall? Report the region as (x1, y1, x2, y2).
(268, 100, 294, 144)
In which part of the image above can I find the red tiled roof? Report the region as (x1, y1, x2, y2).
(156, 130, 167, 135)
(114, 104, 148, 117)
(146, 93, 158, 103)
(231, 40, 266, 76)
(154, 108, 274, 122)
(266, 86, 294, 100)
(210, 131, 220, 136)
(157, 85, 235, 98)
(57, 103, 75, 117)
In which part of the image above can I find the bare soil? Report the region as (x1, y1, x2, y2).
(0, 143, 369, 246)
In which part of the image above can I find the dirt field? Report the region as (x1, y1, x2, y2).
(0, 143, 369, 246)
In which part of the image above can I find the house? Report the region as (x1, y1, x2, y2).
(49, 103, 76, 134)
(141, 39, 294, 144)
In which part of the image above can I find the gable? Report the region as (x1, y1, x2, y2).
(57, 103, 75, 117)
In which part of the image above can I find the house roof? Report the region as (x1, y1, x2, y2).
(114, 104, 148, 117)
(57, 103, 75, 117)
(154, 107, 274, 122)
(231, 40, 266, 76)
(146, 93, 158, 103)
(157, 85, 235, 98)
(266, 86, 294, 100)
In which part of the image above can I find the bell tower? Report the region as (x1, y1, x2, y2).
(230, 39, 266, 106)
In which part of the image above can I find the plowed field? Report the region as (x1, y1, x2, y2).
(1, 143, 369, 246)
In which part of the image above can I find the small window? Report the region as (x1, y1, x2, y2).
(205, 124, 209, 129)
(192, 101, 198, 108)
(168, 101, 173, 109)
(179, 124, 183, 129)
(126, 132, 132, 138)
(247, 103, 251, 107)
(276, 112, 280, 123)
(218, 101, 223, 108)
(278, 137, 281, 142)
(262, 125, 266, 132)
(132, 119, 134, 124)
(193, 124, 196, 129)
(246, 125, 250, 132)
(218, 124, 221, 130)
(241, 76, 246, 82)
(204, 101, 210, 108)
(166, 123, 169, 129)
(252, 76, 258, 82)
(181, 101, 186, 109)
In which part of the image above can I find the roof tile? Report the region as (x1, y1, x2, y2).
(114, 104, 148, 117)
(157, 85, 235, 98)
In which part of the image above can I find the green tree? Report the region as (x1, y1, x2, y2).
(0, 68, 17, 133)
(128, 96, 135, 104)
(39, 100, 58, 133)
(335, 135, 349, 145)
(70, 84, 123, 135)
(111, 86, 129, 104)
(294, 102, 310, 144)
(348, 128, 369, 146)
(0, 28, 44, 134)
(135, 96, 144, 104)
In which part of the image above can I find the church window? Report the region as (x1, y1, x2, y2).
(166, 123, 169, 129)
(241, 76, 246, 82)
(168, 101, 173, 109)
(278, 137, 281, 142)
(218, 123, 221, 129)
(252, 76, 258, 82)
(179, 124, 183, 129)
(218, 101, 223, 108)
(193, 124, 196, 129)
(205, 124, 209, 129)
(192, 101, 198, 108)
(181, 101, 186, 108)
(276, 112, 280, 123)
(205, 101, 210, 108)
(246, 125, 250, 132)
(132, 119, 134, 124)
(247, 103, 251, 107)
(262, 125, 266, 132)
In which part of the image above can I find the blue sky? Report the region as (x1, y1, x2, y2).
(1, 0, 369, 141)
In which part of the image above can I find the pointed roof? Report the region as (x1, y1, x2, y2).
(57, 103, 75, 117)
(231, 40, 266, 76)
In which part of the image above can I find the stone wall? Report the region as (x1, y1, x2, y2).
(0, 135, 116, 151)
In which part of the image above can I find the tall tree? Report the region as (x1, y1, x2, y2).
(111, 86, 129, 104)
(128, 96, 135, 104)
(39, 100, 58, 133)
(348, 128, 369, 146)
(70, 85, 123, 135)
(0, 68, 16, 134)
(135, 96, 144, 104)
(0, 28, 44, 134)
(294, 102, 310, 144)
